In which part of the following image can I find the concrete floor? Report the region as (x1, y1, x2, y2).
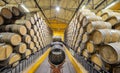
(35, 56, 76, 73)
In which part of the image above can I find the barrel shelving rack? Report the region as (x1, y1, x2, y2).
(0, 45, 50, 73)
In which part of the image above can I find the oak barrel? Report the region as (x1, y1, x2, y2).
(0, 43, 13, 61)
(48, 49, 65, 65)
(0, 25, 27, 35)
(100, 42, 120, 64)
(87, 21, 111, 34)
(106, 16, 120, 26)
(0, 33, 21, 45)
(91, 29, 120, 44)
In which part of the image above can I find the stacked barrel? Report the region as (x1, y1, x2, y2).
(64, 9, 120, 73)
(0, 7, 52, 68)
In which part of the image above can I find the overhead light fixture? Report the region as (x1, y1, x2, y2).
(56, 6, 60, 12)
(104, 1, 119, 9)
(19, 3, 30, 13)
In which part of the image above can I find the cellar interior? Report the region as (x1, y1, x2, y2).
(0, 0, 120, 73)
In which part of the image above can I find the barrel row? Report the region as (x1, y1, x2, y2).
(65, 9, 120, 73)
(0, 7, 52, 69)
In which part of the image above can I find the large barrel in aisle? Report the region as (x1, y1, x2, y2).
(91, 29, 120, 44)
(100, 42, 120, 64)
(48, 49, 65, 65)
(0, 33, 21, 45)
(86, 21, 111, 34)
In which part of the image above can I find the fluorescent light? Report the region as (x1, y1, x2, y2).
(56, 6, 60, 12)
(82, 5, 86, 9)
(20, 4, 29, 12)
(104, 1, 119, 9)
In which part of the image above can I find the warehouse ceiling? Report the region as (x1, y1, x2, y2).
(0, 0, 118, 32)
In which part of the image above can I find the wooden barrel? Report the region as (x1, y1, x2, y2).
(0, 15, 4, 25)
(86, 41, 99, 54)
(14, 43, 27, 54)
(30, 17, 35, 25)
(82, 32, 89, 43)
(96, 9, 113, 16)
(91, 29, 120, 44)
(113, 22, 120, 30)
(77, 47, 81, 54)
(100, 42, 120, 64)
(36, 12, 40, 19)
(32, 47, 37, 53)
(113, 67, 120, 73)
(87, 21, 112, 34)
(36, 32, 40, 38)
(0, 43, 13, 61)
(28, 29, 34, 36)
(11, 7, 21, 17)
(79, 12, 95, 22)
(0, 25, 27, 35)
(33, 25, 37, 32)
(48, 49, 65, 65)
(51, 42, 63, 47)
(1, 8, 12, 19)
(106, 16, 120, 26)
(9, 53, 21, 66)
(101, 12, 120, 20)
(35, 42, 40, 48)
(80, 27, 84, 35)
(34, 14, 38, 21)
(81, 15, 103, 27)
(28, 42, 35, 50)
(91, 54, 104, 70)
(36, 21, 40, 28)
(25, 49, 31, 59)
(22, 34, 31, 44)
(82, 49, 89, 59)
(0, 33, 21, 46)
(14, 20, 32, 30)
(32, 36, 37, 43)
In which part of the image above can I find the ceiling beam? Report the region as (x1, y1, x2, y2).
(69, 0, 84, 24)
(40, 6, 76, 12)
(95, 0, 106, 9)
(34, 0, 50, 24)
